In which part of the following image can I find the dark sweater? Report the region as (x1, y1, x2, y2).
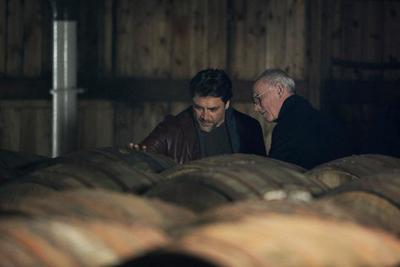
(269, 95, 350, 169)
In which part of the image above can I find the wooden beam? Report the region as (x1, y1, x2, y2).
(0, 77, 307, 102)
(322, 80, 400, 105)
(331, 58, 400, 70)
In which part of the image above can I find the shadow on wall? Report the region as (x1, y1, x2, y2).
(322, 80, 400, 158)
(333, 103, 400, 158)
(359, 104, 400, 157)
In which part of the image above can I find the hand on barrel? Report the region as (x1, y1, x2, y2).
(128, 143, 147, 152)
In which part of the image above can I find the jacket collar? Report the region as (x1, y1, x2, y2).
(225, 107, 240, 152)
(277, 94, 304, 122)
(189, 106, 240, 155)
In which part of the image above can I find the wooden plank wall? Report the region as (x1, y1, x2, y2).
(327, 0, 400, 80)
(0, 0, 310, 80)
(114, 0, 228, 78)
(0, 100, 114, 155)
(109, 0, 305, 154)
(0, 0, 308, 82)
(1, 0, 398, 156)
(320, 0, 400, 155)
(232, 0, 306, 80)
(0, 0, 6, 75)
(385, 0, 400, 80)
(1, 0, 51, 77)
(3, 0, 398, 81)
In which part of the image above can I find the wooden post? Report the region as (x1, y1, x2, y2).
(306, 0, 331, 109)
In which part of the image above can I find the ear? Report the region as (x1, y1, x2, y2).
(276, 84, 285, 97)
(225, 100, 230, 110)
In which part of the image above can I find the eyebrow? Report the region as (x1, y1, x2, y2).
(193, 104, 219, 110)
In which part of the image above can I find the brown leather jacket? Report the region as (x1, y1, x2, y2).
(140, 106, 266, 164)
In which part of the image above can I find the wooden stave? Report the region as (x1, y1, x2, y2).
(0, 218, 169, 267)
(147, 157, 327, 212)
(116, 213, 400, 267)
(305, 154, 400, 189)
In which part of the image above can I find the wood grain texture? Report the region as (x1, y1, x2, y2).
(285, 0, 306, 79)
(78, 101, 114, 150)
(0, 103, 21, 151)
(189, 0, 208, 74)
(152, 0, 172, 78)
(207, 0, 227, 70)
(6, 0, 23, 76)
(113, 101, 170, 147)
(307, 0, 324, 108)
(232, 0, 267, 80)
(265, 0, 287, 74)
(0, 100, 115, 156)
(330, 0, 344, 79)
(170, 0, 191, 78)
(40, 0, 52, 78)
(324, 0, 400, 81)
(343, 1, 363, 80)
(78, 0, 100, 79)
(384, 1, 400, 79)
(22, 0, 43, 76)
(115, 0, 134, 76)
(0, 0, 6, 76)
(98, 0, 114, 77)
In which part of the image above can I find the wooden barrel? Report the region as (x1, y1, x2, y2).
(316, 169, 400, 236)
(146, 155, 327, 212)
(198, 199, 358, 225)
(0, 189, 196, 232)
(117, 214, 400, 267)
(0, 182, 57, 203)
(0, 167, 18, 182)
(198, 197, 400, 238)
(161, 153, 306, 176)
(0, 218, 169, 267)
(0, 149, 49, 181)
(0, 163, 160, 199)
(0, 148, 174, 197)
(0, 149, 48, 170)
(305, 154, 400, 189)
(60, 147, 176, 174)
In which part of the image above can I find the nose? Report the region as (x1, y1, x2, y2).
(254, 103, 261, 113)
(200, 110, 209, 120)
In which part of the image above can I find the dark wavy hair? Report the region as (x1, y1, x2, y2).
(189, 69, 233, 103)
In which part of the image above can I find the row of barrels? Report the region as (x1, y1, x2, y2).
(1, 148, 399, 201)
(0, 189, 196, 267)
(0, 148, 400, 266)
(0, 148, 180, 266)
(0, 147, 176, 197)
(119, 152, 400, 267)
(0, 187, 399, 267)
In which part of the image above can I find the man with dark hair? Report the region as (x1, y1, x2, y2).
(252, 68, 350, 169)
(130, 69, 266, 164)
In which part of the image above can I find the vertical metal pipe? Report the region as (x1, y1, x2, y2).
(50, 0, 80, 157)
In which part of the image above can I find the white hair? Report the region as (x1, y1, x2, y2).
(255, 69, 296, 93)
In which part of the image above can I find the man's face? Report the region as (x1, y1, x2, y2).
(192, 96, 229, 132)
(252, 80, 282, 122)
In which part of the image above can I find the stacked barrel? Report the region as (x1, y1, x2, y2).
(0, 147, 192, 267)
(0, 148, 400, 267)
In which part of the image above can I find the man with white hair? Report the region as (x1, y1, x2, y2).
(252, 69, 349, 169)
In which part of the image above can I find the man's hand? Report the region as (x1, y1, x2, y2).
(128, 143, 147, 152)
